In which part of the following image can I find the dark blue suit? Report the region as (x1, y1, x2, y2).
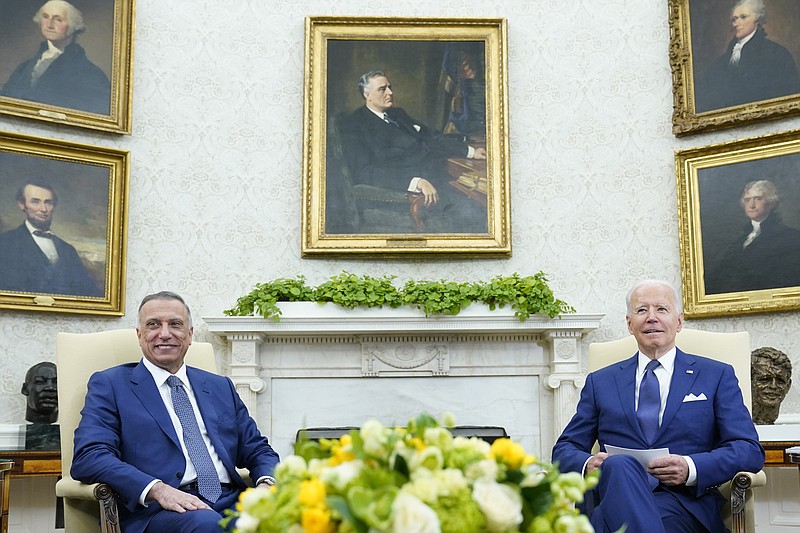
(71, 362, 279, 533)
(1, 41, 111, 115)
(0, 223, 101, 296)
(552, 349, 764, 533)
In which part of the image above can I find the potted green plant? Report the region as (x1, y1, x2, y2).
(225, 271, 574, 322)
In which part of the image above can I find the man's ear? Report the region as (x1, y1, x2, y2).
(21, 383, 29, 395)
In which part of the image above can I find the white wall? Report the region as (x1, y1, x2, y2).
(0, 0, 798, 525)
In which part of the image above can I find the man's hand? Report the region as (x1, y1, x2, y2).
(146, 481, 211, 513)
(417, 179, 439, 206)
(473, 147, 487, 160)
(647, 454, 689, 486)
(585, 452, 608, 474)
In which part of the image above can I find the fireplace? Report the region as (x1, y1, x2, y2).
(204, 303, 602, 461)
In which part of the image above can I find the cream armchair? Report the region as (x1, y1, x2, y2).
(588, 328, 766, 533)
(55, 329, 216, 533)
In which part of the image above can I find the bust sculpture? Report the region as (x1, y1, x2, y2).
(751, 347, 793, 425)
(21, 362, 58, 423)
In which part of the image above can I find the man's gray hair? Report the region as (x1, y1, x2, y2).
(357, 70, 386, 99)
(741, 179, 779, 206)
(625, 280, 683, 314)
(733, 0, 766, 24)
(137, 291, 193, 326)
(34, 1, 85, 36)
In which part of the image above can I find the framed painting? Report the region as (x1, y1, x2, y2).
(301, 16, 510, 256)
(0, 131, 129, 315)
(0, 0, 135, 134)
(676, 128, 800, 318)
(669, 0, 800, 136)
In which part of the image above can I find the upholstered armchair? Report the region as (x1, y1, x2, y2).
(588, 328, 766, 533)
(55, 329, 216, 533)
(326, 112, 424, 233)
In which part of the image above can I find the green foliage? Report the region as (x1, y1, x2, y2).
(223, 275, 315, 321)
(224, 271, 574, 321)
(314, 272, 402, 309)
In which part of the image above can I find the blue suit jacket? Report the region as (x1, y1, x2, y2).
(71, 361, 280, 533)
(552, 349, 764, 533)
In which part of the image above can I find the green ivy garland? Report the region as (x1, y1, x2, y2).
(224, 271, 575, 322)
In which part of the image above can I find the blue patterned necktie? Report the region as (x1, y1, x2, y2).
(637, 359, 661, 444)
(167, 375, 221, 502)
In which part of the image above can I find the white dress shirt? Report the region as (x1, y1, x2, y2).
(138, 358, 231, 504)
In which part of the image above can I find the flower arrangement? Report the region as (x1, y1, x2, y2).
(225, 413, 597, 533)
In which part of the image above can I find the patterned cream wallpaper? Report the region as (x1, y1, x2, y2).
(0, 0, 798, 423)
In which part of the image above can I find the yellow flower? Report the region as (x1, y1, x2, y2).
(299, 478, 327, 506)
(329, 434, 355, 466)
(489, 438, 534, 470)
(301, 506, 336, 533)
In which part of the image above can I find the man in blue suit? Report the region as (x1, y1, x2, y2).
(72, 291, 280, 532)
(552, 280, 764, 533)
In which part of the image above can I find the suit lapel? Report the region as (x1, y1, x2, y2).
(130, 362, 181, 449)
(658, 349, 697, 438)
(613, 355, 645, 441)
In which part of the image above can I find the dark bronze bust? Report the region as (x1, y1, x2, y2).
(751, 347, 793, 425)
(21, 361, 58, 424)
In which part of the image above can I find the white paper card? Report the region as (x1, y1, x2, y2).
(605, 444, 670, 468)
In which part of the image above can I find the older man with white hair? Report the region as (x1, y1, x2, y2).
(1, 0, 110, 114)
(705, 179, 800, 294)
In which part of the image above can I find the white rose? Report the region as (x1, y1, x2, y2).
(361, 419, 389, 457)
(411, 445, 444, 472)
(234, 512, 259, 532)
(391, 492, 441, 533)
(320, 459, 364, 491)
(464, 458, 499, 481)
(275, 454, 307, 479)
(472, 478, 523, 533)
(239, 487, 272, 509)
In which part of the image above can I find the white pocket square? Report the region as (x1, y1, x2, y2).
(683, 393, 707, 402)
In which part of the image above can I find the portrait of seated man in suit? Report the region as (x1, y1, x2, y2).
(0, 179, 101, 297)
(751, 346, 793, 425)
(0, 0, 111, 115)
(704, 179, 800, 295)
(694, 0, 800, 113)
(338, 70, 488, 234)
(553, 280, 764, 533)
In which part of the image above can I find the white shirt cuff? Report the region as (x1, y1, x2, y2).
(684, 455, 697, 486)
(139, 479, 161, 506)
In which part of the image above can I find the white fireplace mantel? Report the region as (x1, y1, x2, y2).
(204, 304, 603, 459)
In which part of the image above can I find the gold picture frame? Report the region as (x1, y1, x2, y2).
(0, 0, 135, 134)
(668, 0, 800, 136)
(301, 16, 510, 256)
(676, 128, 800, 318)
(0, 131, 129, 315)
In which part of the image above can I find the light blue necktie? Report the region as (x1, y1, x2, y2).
(167, 375, 221, 502)
(636, 359, 661, 444)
